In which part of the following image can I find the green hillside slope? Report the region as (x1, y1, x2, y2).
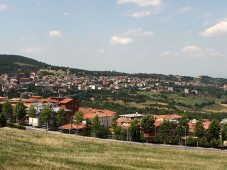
(0, 54, 49, 73)
(0, 128, 227, 170)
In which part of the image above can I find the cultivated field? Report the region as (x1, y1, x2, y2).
(0, 128, 227, 170)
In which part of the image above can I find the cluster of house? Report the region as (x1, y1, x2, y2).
(0, 71, 224, 96)
(116, 113, 213, 141)
(0, 95, 118, 131)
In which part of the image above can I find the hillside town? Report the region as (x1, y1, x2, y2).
(0, 70, 226, 98)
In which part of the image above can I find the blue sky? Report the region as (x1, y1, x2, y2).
(0, 0, 227, 78)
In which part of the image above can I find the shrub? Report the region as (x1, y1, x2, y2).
(186, 136, 197, 146)
(210, 139, 222, 148)
(95, 126, 111, 139)
(152, 134, 163, 144)
(7, 123, 26, 130)
(198, 138, 210, 148)
(0, 113, 7, 127)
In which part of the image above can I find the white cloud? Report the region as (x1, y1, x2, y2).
(21, 47, 42, 54)
(129, 10, 151, 18)
(110, 35, 133, 45)
(160, 51, 173, 57)
(181, 45, 220, 57)
(181, 45, 202, 53)
(117, 0, 162, 7)
(0, 4, 7, 12)
(124, 28, 153, 37)
(178, 6, 193, 13)
(201, 19, 227, 37)
(63, 12, 69, 16)
(49, 30, 62, 38)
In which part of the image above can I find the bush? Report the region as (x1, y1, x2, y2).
(152, 134, 163, 144)
(0, 113, 7, 127)
(186, 136, 197, 146)
(210, 139, 222, 148)
(95, 126, 111, 139)
(198, 138, 210, 148)
(7, 123, 26, 130)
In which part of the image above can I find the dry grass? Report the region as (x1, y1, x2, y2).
(0, 128, 227, 170)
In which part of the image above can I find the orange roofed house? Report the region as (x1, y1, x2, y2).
(23, 96, 79, 128)
(144, 114, 182, 142)
(79, 108, 117, 127)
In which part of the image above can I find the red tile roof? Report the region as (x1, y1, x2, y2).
(59, 123, 86, 130)
(153, 114, 182, 120)
(154, 121, 163, 127)
(80, 108, 117, 119)
(59, 98, 74, 104)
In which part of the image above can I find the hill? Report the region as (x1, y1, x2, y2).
(0, 128, 227, 170)
(0, 54, 49, 74)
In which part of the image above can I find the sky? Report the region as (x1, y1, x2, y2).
(0, 0, 227, 78)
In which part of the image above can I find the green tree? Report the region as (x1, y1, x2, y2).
(13, 102, 26, 123)
(74, 111, 84, 135)
(95, 126, 111, 139)
(141, 115, 155, 133)
(129, 119, 141, 142)
(160, 120, 171, 144)
(175, 115, 189, 144)
(93, 115, 100, 137)
(2, 100, 13, 120)
(74, 111, 83, 124)
(195, 120, 205, 138)
(41, 106, 52, 131)
(56, 108, 66, 126)
(83, 118, 93, 136)
(207, 119, 221, 141)
(28, 106, 36, 126)
(0, 113, 7, 127)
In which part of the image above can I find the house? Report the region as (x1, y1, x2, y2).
(153, 114, 182, 124)
(59, 123, 86, 133)
(28, 103, 73, 128)
(59, 98, 79, 120)
(79, 108, 117, 127)
(188, 119, 211, 134)
(119, 113, 144, 120)
(116, 117, 131, 128)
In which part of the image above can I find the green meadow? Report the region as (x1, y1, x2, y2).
(0, 128, 227, 170)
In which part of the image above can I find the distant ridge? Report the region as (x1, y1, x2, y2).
(0, 54, 49, 73)
(1, 54, 227, 84)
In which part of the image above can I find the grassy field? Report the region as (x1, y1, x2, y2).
(0, 128, 227, 170)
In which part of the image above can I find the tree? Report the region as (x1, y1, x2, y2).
(73, 111, 83, 125)
(95, 126, 111, 139)
(195, 120, 205, 138)
(56, 108, 66, 126)
(93, 115, 100, 137)
(83, 118, 93, 136)
(2, 100, 13, 121)
(160, 120, 171, 144)
(41, 106, 52, 131)
(28, 106, 36, 126)
(74, 111, 83, 135)
(175, 115, 189, 144)
(129, 119, 141, 142)
(0, 113, 7, 127)
(13, 102, 26, 123)
(141, 115, 155, 133)
(207, 119, 221, 141)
